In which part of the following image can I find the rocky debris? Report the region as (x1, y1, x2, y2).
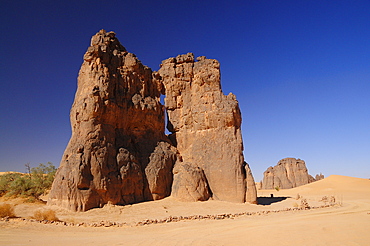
(0, 201, 338, 228)
(48, 30, 257, 211)
(159, 53, 252, 203)
(261, 158, 319, 189)
(48, 30, 175, 211)
(0, 217, 127, 227)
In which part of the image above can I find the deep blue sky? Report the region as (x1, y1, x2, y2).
(1, 0, 369, 181)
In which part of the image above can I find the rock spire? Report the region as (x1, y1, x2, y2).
(158, 54, 253, 203)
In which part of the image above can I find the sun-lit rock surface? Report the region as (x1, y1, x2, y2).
(48, 30, 175, 211)
(158, 53, 254, 203)
(261, 157, 317, 189)
(48, 30, 257, 211)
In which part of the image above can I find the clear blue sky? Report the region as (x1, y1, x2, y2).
(1, 0, 369, 181)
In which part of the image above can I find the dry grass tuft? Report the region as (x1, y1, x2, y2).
(64, 216, 77, 224)
(33, 209, 59, 221)
(0, 203, 16, 218)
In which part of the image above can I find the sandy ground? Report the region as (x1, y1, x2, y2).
(0, 175, 369, 245)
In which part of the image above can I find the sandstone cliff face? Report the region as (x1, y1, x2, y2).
(48, 30, 176, 211)
(48, 30, 257, 211)
(261, 158, 314, 189)
(158, 54, 251, 203)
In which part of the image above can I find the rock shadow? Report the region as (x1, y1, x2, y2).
(257, 196, 289, 205)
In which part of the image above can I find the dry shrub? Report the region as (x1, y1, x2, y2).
(64, 216, 77, 224)
(33, 209, 59, 221)
(320, 196, 328, 204)
(292, 202, 299, 208)
(329, 196, 336, 205)
(0, 203, 16, 218)
(300, 198, 310, 209)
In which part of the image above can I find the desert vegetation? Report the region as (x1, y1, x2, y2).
(33, 209, 59, 221)
(0, 162, 56, 201)
(0, 203, 16, 218)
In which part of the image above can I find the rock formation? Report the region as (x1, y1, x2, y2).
(48, 30, 257, 211)
(171, 162, 211, 202)
(255, 182, 262, 190)
(48, 30, 176, 211)
(145, 142, 177, 200)
(261, 158, 316, 189)
(158, 54, 250, 203)
(315, 173, 325, 181)
(244, 162, 258, 204)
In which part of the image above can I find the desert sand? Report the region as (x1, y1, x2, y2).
(1, 175, 369, 245)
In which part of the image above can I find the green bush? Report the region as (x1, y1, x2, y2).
(0, 162, 56, 199)
(7, 175, 34, 197)
(0, 172, 23, 196)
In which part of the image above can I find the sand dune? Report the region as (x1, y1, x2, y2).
(259, 175, 370, 199)
(1, 175, 369, 245)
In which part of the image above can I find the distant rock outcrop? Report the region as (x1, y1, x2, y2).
(315, 173, 325, 181)
(261, 158, 318, 189)
(48, 30, 257, 211)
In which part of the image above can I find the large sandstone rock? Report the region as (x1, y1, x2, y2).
(158, 54, 254, 203)
(48, 30, 176, 211)
(261, 158, 315, 189)
(116, 147, 144, 204)
(171, 162, 211, 202)
(48, 30, 258, 211)
(145, 142, 177, 200)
